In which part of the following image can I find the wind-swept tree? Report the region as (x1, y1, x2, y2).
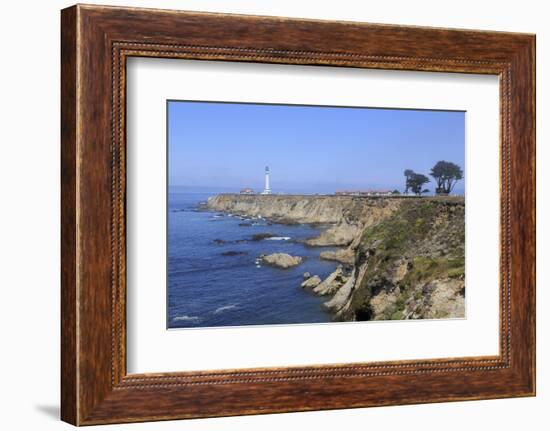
(430, 161, 463, 195)
(404, 169, 430, 196)
(403, 169, 414, 194)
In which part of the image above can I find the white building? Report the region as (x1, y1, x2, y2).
(261, 166, 272, 195)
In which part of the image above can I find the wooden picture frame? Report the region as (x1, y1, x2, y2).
(61, 4, 535, 425)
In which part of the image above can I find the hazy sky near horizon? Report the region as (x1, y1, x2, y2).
(168, 101, 465, 194)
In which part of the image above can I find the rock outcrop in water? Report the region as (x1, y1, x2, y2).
(319, 249, 354, 265)
(260, 253, 303, 269)
(301, 275, 322, 289)
(207, 194, 465, 320)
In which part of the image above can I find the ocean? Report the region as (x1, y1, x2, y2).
(168, 192, 340, 329)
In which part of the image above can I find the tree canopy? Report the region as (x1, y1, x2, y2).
(430, 161, 463, 195)
(404, 170, 430, 196)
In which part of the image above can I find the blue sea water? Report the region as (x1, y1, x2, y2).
(168, 192, 340, 329)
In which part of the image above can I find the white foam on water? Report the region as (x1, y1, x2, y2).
(213, 304, 238, 314)
(173, 315, 199, 322)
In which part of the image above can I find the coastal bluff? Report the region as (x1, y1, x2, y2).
(206, 194, 387, 225)
(206, 194, 465, 321)
(206, 194, 402, 247)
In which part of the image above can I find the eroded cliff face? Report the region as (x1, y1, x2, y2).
(206, 194, 465, 321)
(330, 199, 465, 321)
(207, 194, 400, 245)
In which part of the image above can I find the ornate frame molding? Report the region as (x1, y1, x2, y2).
(61, 5, 535, 425)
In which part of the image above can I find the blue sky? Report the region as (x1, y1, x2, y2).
(168, 101, 465, 194)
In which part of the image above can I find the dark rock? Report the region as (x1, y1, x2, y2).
(251, 233, 275, 241)
(221, 251, 249, 256)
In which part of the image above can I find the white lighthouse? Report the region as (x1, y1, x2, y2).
(261, 166, 272, 195)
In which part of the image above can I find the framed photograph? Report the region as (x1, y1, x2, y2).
(61, 4, 536, 425)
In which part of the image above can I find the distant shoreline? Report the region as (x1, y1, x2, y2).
(168, 188, 466, 198)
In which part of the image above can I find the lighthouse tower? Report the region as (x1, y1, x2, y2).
(261, 166, 272, 195)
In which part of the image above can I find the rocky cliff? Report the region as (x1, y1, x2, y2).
(206, 194, 465, 321)
(207, 194, 400, 247)
(326, 198, 465, 321)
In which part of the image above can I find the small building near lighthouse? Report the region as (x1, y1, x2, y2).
(261, 166, 272, 195)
